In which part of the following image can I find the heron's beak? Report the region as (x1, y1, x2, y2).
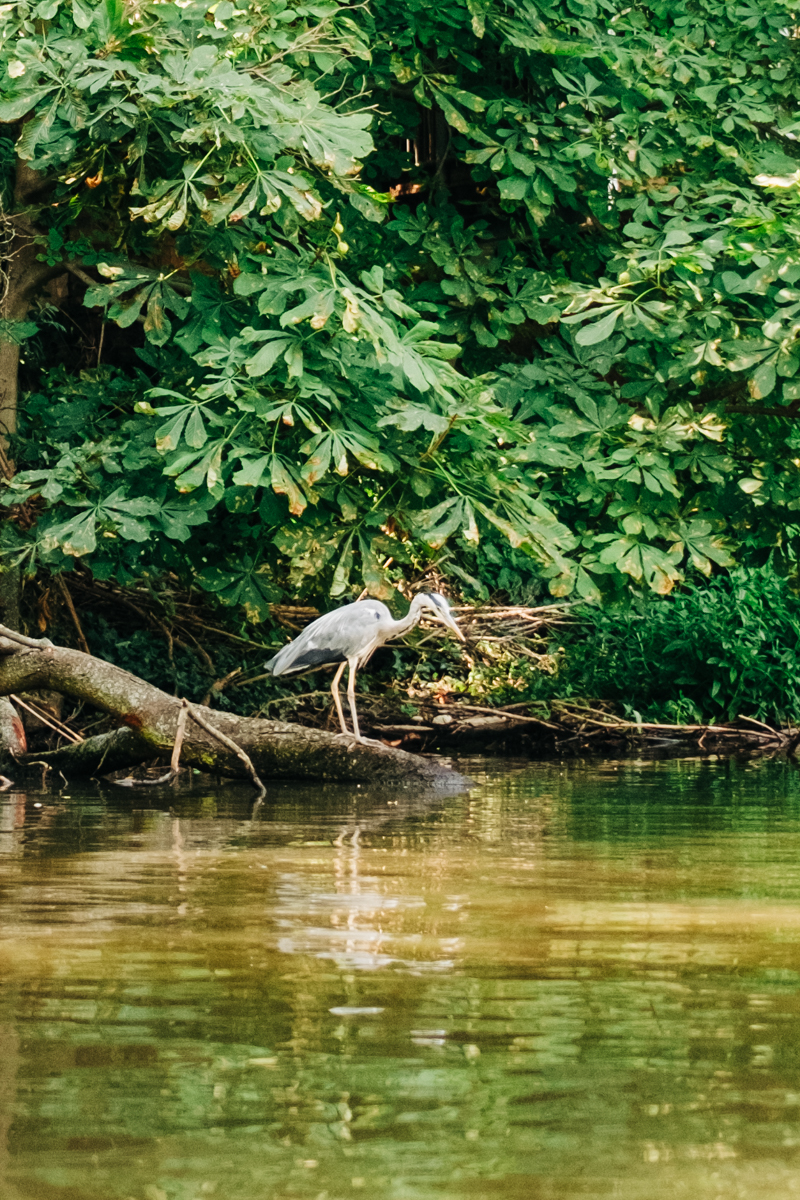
(438, 609, 466, 642)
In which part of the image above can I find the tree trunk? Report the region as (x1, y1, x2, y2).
(0, 340, 20, 444)
(1, 159, 56, 435)
(0, 626, 470, 788)
(0, 156, 65, 631)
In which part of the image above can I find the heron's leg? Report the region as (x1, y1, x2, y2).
(346, 659, 362, 741)
(330, 661, 349, 735)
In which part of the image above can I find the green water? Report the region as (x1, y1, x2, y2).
(4, 758, 800, 1199)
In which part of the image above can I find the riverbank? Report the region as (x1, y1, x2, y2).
(14, 566, 800, 765)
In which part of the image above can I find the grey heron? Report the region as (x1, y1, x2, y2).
(264, 593, 465, 742)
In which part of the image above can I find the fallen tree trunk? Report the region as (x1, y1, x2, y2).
(0, 626, 470, 788)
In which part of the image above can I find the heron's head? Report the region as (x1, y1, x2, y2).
(417, 592, 466, 642)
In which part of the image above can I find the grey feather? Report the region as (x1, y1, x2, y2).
(264, 593, 464, 740)
(265, 600, 394, 676)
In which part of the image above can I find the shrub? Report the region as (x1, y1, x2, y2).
(538, 570, 800, 727)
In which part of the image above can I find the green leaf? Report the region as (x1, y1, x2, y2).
(155, 409, 190, 454)
(244, 332, 294, 377)
(428, 84, 472, 134)
(72, 0, 94, 28)
(574, 307, 622, 346)
(196, 559, 279, 621)
(0, 88, 55, 122)
(270, 457, 307, 516)
(42, 510, 97, 558)
(184, 407, 208, 449)
(233, 455, 270, 488)
(498, 176, 529, 201)
(749, 360, 777, 399)
(376, 405, 449, 434)
(661, 229, 693, 248)
(358, 532, 393, 598)
(696, 84, 723, 106)
(143, 293, 171, 346)
(331, 531, 355, 596)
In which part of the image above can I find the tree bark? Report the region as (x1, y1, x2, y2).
(1, 159, 58, 438)
(0, 156, 65, 631)
(0, 626, 470, 788)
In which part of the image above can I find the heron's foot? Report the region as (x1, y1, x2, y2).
(335, 729, 387, 748)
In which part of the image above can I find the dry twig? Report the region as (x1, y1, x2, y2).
(185, 700, 266, 799)
(111, 698, 189, 788)
(201, 666, 243, 707)
(9, 693, 83, 744)
(56, 575, 90, 654)
(432, 702, 562, 731)
(169, 700, 188, 775)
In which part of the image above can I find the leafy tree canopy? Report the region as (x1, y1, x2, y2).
(1, 0, 800, 616)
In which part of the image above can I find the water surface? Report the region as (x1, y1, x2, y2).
(3, 757, 800, 1198)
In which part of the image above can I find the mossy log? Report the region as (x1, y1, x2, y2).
(0, 626, 470, 789)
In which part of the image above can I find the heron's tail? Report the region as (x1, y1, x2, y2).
(264, 643, 300, 675)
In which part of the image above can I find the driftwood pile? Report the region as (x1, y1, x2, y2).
(258, 691, 799, 757)
(369, 699, 800, 757)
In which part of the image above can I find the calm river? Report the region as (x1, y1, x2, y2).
(3, 756, 800, 1199)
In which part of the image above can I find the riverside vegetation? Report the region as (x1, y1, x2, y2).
(1, 0, 800, 747)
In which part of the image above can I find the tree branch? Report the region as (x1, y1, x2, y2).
(0, 625, 469, 788)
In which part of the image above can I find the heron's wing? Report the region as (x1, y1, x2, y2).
(266, 601, 389, 675)
(268, 644, 345, 674)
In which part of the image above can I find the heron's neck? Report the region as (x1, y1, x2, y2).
(388, 597, 425, 639)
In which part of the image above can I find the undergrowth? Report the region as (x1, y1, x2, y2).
(523, 569, 800, 728)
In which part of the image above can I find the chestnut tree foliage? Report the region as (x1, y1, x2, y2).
(1, 0, 800, 616)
